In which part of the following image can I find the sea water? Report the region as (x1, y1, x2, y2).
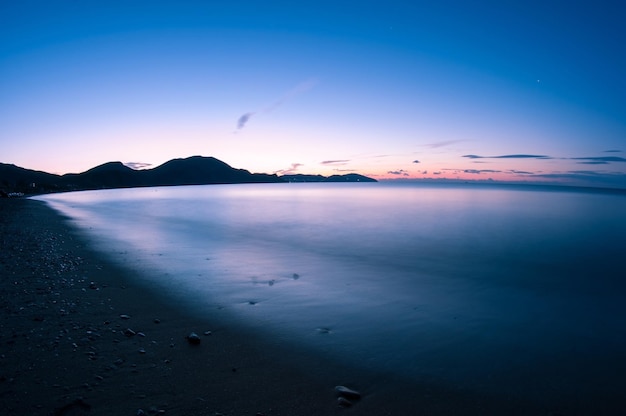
(35, 182, 626, 409)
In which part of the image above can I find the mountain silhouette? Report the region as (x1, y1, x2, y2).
(143, 156, 278, 186)
(1, 156, 376, 195)
(62, 162, 138, 189)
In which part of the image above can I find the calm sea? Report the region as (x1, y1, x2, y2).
(35, 182, 626, 410)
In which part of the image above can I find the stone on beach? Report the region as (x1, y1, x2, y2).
(335, 385, 361, 408)
(335, 385, 361, 400)
(337, 397, 353, 407)
(124, 328, 136, 337)
(186, 332, 201, 344)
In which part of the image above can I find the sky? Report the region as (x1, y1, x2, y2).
(1, 0, 625, 188)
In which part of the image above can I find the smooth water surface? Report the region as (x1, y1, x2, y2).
(35, 183, 626, 409)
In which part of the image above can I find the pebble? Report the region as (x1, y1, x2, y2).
(120, 314, 131, 320)
(337, 397, 353, 407)
(186, 332, 201, 345)
(124, 328, 136, 337)
(335, 385, 361, 400)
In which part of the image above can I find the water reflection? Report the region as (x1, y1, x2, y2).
(35, 183, 626, 408)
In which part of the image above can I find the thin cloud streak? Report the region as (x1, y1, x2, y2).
(422, 140, 465, 149)
(464, 169, 502, 174)
(235, 78, 318, 131)
(274, 163, 303, 175)
(463, 154, 552, 159)
(263, 78, 318, 113)
(571, 156, 626, 163)
(321, 160, 350, 165)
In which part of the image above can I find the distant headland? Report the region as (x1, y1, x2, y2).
(0, 156, 376, 196)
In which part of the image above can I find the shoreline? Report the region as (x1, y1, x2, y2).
(1, 197, 560, 415)
(1, 198, 349, 415)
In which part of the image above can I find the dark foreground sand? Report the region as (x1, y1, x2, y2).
(1, 198, 558, 415)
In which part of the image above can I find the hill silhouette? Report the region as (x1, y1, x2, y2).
(62, 162, 138, 189)
(1, 156, 376, 195)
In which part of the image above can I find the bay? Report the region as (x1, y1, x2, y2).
(35, 182, 626, 408)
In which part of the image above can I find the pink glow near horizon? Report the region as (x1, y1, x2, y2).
(1, 2, 624, 188)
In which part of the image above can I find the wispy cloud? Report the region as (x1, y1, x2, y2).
(265, 78, 317, 112)
(412, 159, 420, 164)
(236, 112, 255, 130)
(235, 78, 318, 131)
(462, 153, 626, 168)
(604, 149, 622, 153)
(571, 156, 626, 164)
(422, 140, 465, 149)
(124, 162, 152, 170)
(274, 163, 303, 175)
(569, 170, 606, 175)
(321, 160, 350, 165)
(464, 169, 502, 174)
(463, 154, 552, 159)
(388, 169, 409, 176)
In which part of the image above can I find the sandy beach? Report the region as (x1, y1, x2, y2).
(1, 197, 556, 415)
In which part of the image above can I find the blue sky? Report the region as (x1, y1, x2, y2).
(1, 1, 625, 187)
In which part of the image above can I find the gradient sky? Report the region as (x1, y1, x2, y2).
(1, 1, 625, 188)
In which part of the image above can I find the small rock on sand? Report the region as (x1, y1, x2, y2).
(186, 332, 201, 344)
(335, 385, 361, 400)
(337, 397, 353, 407)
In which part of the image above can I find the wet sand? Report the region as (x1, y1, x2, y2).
(1, 197, 552, 415)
